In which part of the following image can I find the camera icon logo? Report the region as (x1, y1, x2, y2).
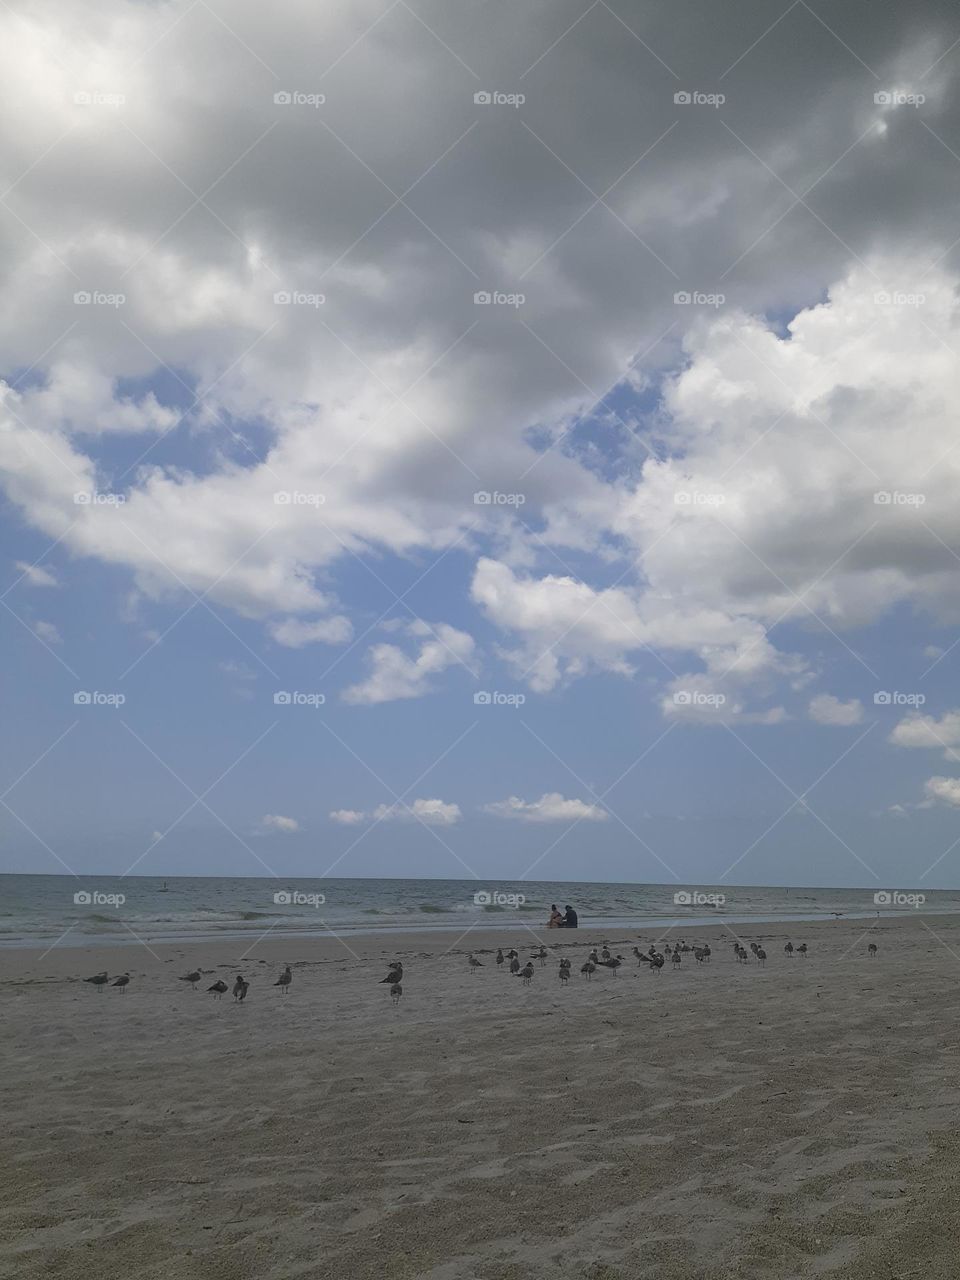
(673, 290, 691, 304)
(273, 890, 292, 904)
(274, 491, 291, 504)
(474, 91, 492, 105)
(474, 690, 492, 704)
(874, 91, 892, 105)
(873, 691, 891, 705)
(873, 491, 891, 504)
(274, 691, 292, 705)
(674, 491, 691, 504)
(473, 890, 492, 904)
(673, 690, 692, 704)
(74, 91, 92, 106)
(473, 491, 492, 504)
(274, 91, 292, 105)
(273, 291, 291, 304)
(74, 691, 92, 705)
(74, 291, 91, 305)
(474, 291, 491, 305)
(674, 91, 691, 105)
(673, 890, 692, 904)
(874, 890, 892, 905)
(874, 290, 891, 305)
(73, 890, 92, 905)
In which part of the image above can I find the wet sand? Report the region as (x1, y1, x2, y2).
(3, 913, 960, 1278)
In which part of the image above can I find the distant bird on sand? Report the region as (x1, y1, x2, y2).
(506, 950, 518, 960)
(84, 971, 109, 991)
(797, 943, 808, 957)
(274, 965, 293, 994)
(694, 947, 705, 966)
(702, 944, 711, 963)
(671, 950, 681, 968)
(756, 948, 767, 967)
(509, 956, 520, 975)
(601, 946, 611, 961)
(784, 942, 794, 957)
(390, 982, 402, 1005)
(651, 953, 664, 974)
(558, 965, 569, 985)
(532, 947, 547, 966)
(496, 948, 504, 969)
(232, 975, 246, 1001)
(868, 942, 878, 957)
(581, 961, 596, 980)
(208, 980, 228, 999)
(587, 949, 599, 964)
(112, 973, 130, 993)
(516, 961, 534, 985)
(181, 971, 202, 989)
(599, 954, 623, 976)
(379, 964, 402, 984)
(468, 954, 484, 973)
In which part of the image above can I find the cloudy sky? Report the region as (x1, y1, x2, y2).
(3, 0, 960, 887)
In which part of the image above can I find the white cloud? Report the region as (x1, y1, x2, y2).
(889, 710, 960, 750)
(329, 809, 365, 825)
(342, 622, 476, 705)
(484, 792, 608, 823)
(34, 620, 62, 644)
(268, 616, 353, 648)
(808, 694, 864, 726)
(261, 814, 300, 833)
(923, 777, 960, 808)
(14, 561, 58, 588)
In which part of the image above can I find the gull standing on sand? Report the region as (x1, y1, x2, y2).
(181, 971, 202, 989)
(468, 954, 484, 973)
(516, 961, 534, 985)
(274, 965, 292, 994)
(84, 971, 109, 992)
(232, 975, 246, 1001)
(390, 981, 402, 1005)
(509, 956, 520, 975)
(379, 964, 402, 984)
(797, 943, 808, 958)
(496, 948, 504, 969)
(581, 961, 596, 980)
(784, 942, 794, 957)
(209, 980, 228, 999)
(532, 947, 547, 967)
(112, 973, 130, 994)
(868, 942, 878, 957)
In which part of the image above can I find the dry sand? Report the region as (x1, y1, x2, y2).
(3, 913, 960, 1279)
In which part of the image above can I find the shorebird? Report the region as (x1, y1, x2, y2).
(496, 948, 504, 969)
(694, 947, 705, 966)
(702, 944, 711, 963)
(236, 978, 249, 1002)
(599, 955, 623, 976)
(506, 949, 518, 960)
(750, 942, 760, 957)
(558, 966, 569, 985)
(468, 954, 484, 973)
(181, 971, 202, 989)
(588, 949, 599, 964)
(517, 961, 534, 985)
(274, 965, 292, 994)
(509, 956, 520, 975)
(232, 975, 246, 1001)
(532, 947, 547, 967)
(651, 953, 664, 974)
(84, 971, 109, 992)
(390, 981, 402, 1005)
(601, 945, 611, 961)
(208, 980, 228, 999)
(756, 948, 767, 967)
(797, 943, 808, 958)
(632, 946, 644, 965)
(379, 964, 402, 984)
(784, 942, 794, 957)
(580, 961, 596, 980)
(112, 973, 130, 993)
(868, 942, 878, 957)
(671, 950, 681, 968)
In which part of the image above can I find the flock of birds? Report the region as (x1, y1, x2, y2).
(82, 938, 882, 1003)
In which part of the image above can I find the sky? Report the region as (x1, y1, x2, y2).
(3, 0, 960, 888)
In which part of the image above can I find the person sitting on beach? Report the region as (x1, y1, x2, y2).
(547, 904, 564, 928)
(561, 904, 578, 929)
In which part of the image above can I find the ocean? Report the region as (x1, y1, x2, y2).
(0, 874, 954, 948)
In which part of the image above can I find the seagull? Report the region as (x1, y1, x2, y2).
(784, 942, 794, 957)
(506, 950, 518, 960)
(558, 965, 569, 985)
(868, 942, 878, 957)
(236, 978, 249, 1002)
(84, 971, 109, 992)
(516, 961, 534, 985)
(468, 954, 484, 973)
(390, 981, 402, 1006)
(671, 950, 681, 968)
(496, 949, 504, 969)
(531, 947, 547, 967)
(599, 955, 624, 976)
(112, 973, 130, 993)
(601, 946, 611, 961)
(651, 953, 664, 974)
(797, 943, 808, 958)
(588, 949, 599, 964)
(702, 944, 711, 963)
(208, 980, 228, 999)
(756, 948, 767, 967)
(232, 975, 246, 1001)
(580, 961, 596, 980)
(181, 971, 202, 989)
(274, 965, 292, 994)
(379, 964, 402, 984)
(509, 957, 520, 975)
(694, 947, 705, 966)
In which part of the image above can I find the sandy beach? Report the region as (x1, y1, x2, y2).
(3, 913, 960, 1279)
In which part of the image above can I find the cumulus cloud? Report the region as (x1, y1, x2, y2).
(14, 561, 58, 588)
(33, 620, 62, 645)
(808, 694, 864, 726)
(261, 814, 300, 833)
(330, 798, 462, 826)
(889, 710, 960, 751)
(342, 621, 476, 705)
(268, 616, 353, 648)
(484, 792, 608, 823)
(329, 809, 365, 825)
(923, 777, 960, 808)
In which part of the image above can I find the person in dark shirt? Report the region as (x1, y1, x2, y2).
(562, 904, 578, 929)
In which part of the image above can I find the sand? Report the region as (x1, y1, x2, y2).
(3, 912, 960, 1279)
